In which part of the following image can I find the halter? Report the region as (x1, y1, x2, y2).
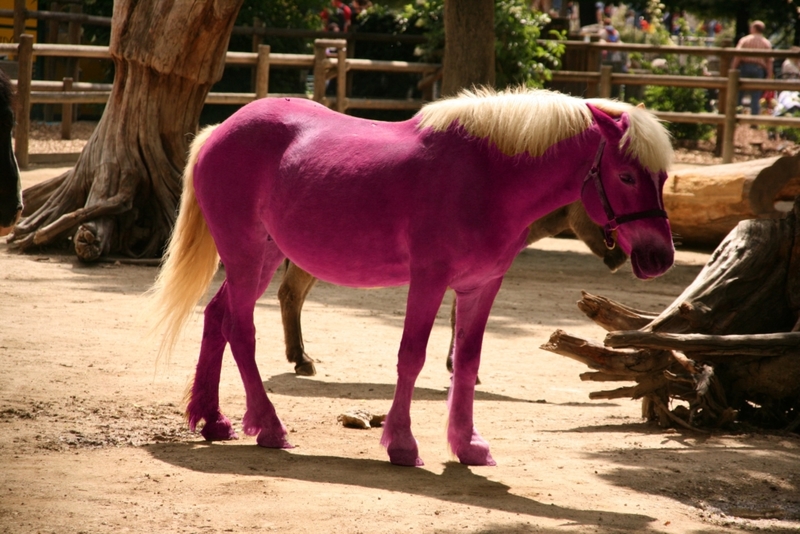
(583, 139, 668, 249)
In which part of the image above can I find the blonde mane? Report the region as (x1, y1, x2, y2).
(417, 88, 673, 172)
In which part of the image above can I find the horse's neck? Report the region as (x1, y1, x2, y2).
(506, 130, 602, 224)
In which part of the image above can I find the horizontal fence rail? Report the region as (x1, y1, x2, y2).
(6, 36, 441, 167)
(5, 34, 800, 166)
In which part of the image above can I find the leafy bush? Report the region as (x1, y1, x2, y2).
(628, 7, 714, 141)
(408, 0, 565, 89)
(638, 54, 714, 141)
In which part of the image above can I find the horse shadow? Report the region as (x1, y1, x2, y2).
(262, 372, 533, 403)
(146, 443, 659, 530)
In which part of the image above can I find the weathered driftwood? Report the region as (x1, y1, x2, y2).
(541, 199, 800, 432)
(665, 153, 800, 246)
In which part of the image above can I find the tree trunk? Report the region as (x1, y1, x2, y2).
(541, 199, 800, 432)
(441, 0, 495, 97)
(10, 0, 243, 261)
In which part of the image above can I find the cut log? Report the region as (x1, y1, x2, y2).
(665, 153, 800, 246)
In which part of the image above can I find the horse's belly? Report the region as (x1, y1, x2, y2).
(271, 223, 411, 288)
(283, 247, 411, 288)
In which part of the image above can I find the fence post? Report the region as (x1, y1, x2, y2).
(599, 65, 612, 99)
(61, 77, 73, 140)
(313, 41, 328, 104)
(251, 17, 264, 92)
(255, 44, 270, 99)
(15, 34, 33, 169)
(13, 0, 26, 44)
(715, 49, 732, 157)
(721, 69, 739, 164)
(43, 1, 61, 122)
(585, 45, 600, 98)
(336, 45, 347, 113)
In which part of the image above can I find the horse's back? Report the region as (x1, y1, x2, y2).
(192, 98, 429, 287)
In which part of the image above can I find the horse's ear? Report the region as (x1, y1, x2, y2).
(587, 103, 625, 145)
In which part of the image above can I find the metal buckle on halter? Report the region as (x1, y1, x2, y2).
(583, 138, 668, 250)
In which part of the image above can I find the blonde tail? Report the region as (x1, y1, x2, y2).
(149, 125, 221, 360)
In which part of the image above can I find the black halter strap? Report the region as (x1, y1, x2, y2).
(583, 139, 668, 249)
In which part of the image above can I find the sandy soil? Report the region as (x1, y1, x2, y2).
(2, 165, 800, 534)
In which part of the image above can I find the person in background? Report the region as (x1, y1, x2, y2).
(731, 20, 774, 115)
(321, 0, 352, 33)
(594, 1, 604, 24)
(781, 47, 800, 79)
(566, 1, 580, 33)
(599, 18, 628, 98)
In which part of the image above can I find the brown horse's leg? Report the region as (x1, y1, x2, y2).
(278, 260, 318, 376)
(446, 291, 480, 384)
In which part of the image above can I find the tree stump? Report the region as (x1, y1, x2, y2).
(9, 0, 243, 261)
(541, 198, 800, 433)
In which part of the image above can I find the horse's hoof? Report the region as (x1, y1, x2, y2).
(294, 360, 316, 376)
(388, 448, 424, 467)
(200, 415, 238, 441)
(256, 431, 294, 449)
(455, 444, 496, 466)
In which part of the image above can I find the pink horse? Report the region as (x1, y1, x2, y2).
(150, 88, 674, 467)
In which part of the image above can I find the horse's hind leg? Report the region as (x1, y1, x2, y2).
(381, 275, 447, 466)
(448, 277, 503, 466)
(278, 261, 318, 376)
(223, 243, 291, 448)
(186, 281, 238, 441)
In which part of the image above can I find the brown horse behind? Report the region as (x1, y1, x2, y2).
(278, 201, 628, 377)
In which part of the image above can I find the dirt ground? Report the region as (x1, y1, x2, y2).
(2, 160, 800, 534)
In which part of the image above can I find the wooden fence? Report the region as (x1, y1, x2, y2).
(4, 36, 440, 167)
(551, 42, 800, 162)
(5, 35, 800, 166)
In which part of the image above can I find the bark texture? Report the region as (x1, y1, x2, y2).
(441, 0, 495, 97)
(541, 199, 800, 433)
(10, 0, 243, 260)
(664, 153, 800, 246)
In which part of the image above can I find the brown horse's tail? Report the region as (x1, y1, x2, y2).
(148, 124, 220, 360)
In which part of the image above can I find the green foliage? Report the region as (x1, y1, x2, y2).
(627, 5, 714, 141)
(639, 55, 713, 141)
(494, 1, 565, 88)
(345, 5, 430, 120)
(344, 0, 564, 119)
(74, 1, 565, 123)
(233, 0, 321, 54)
(770, 109, 800, 142)
(406, 0, 565, 89)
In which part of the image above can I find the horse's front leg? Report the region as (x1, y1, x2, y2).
(278, 261, 319, 376)
(448, 277, 504, 466)
(380, 276, 447, 467)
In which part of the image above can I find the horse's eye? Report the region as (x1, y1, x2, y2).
(620, 173, 635, 185)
